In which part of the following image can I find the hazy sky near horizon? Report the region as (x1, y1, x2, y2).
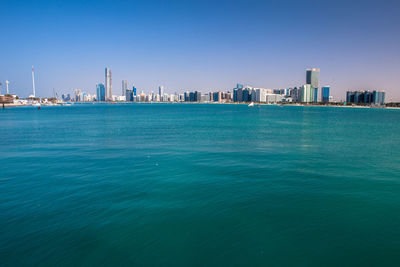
(1, 0, 400, 100)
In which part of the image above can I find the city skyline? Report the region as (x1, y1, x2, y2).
(1, 0, 400, 101)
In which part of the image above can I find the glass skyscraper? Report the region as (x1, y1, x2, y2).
(306, 68, 320, 89)
(313, 87, 318, 102)
(321, 86, 330, 102)
(96, 83, 106, 101)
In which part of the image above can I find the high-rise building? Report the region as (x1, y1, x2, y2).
(313, 87, 318, 102)
(256, 89, 267, 102)
(122, 80, 127, 96)
(321, 86, 330, 102)
(213, 91, 222, 102)
(233, 88, 238, 102)
(346, 90, 385, 105)
(306, 68, 320, 89)
(105, 68, 112, 100)
(300, 84, 313, 103)
(189, 92, 195, 102)
(184, 91, 190, 102)
(233, 84, 244, 102)
(125, 89, 133, 101)
(96, 83, 106, 101)
(132, 86, 137, 96)
(290, 87, 299, 102)
(159, 86, 164, 101)
(195, 91, 201, 102)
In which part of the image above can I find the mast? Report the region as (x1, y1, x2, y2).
(32, 66, 36, 97)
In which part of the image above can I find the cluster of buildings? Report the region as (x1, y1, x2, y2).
(66, 67, 386, 106)
(232, 69, 330, 104)
(1, 66, 389, 107)
(346, 90, 385, 105)
(87, 68, 333, 104)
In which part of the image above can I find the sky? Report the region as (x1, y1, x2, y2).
(1, 0, 400, 101)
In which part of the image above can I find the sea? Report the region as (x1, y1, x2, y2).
(1, 103, 400, 266)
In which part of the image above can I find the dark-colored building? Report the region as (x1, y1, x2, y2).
(321, 86, 330, 102)
(346, 90, 385, 105)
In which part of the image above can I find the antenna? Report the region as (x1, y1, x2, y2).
(32, 66, 36, 97)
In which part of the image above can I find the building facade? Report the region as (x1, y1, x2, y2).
(321, 86, 330, 102)
(122, 80, 127, 96)
(306, 68, 320, 89)
(96, 83, 106, 101)
(346, 90, 385, 105)
(105, 68, 112, 100)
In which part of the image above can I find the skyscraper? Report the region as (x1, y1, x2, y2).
(306, 68, 320, 89)
(300, 84, 313, 103)
(31, 66, 36, 97)
(159, 86, 164, 101)
(105, 68, 112, 100)
(321, 86, 330, 102)
(125, 89, 133, 101)
(122, 80, 127, 96)
(96, 83, 106, 101)
(313, 87, 318, 102)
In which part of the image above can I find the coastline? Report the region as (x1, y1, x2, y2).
(2, 101, 399, 110)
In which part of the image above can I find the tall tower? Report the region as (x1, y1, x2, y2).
(122, 80, 127, 96)
(105, 68, 112, 100)
(5, 80, 9, 95)
(32, 66, 36, 97)
(159, 86, 164, 101)
(306, 68, 320, 89)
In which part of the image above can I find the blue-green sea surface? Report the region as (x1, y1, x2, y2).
(1, 103, 400, 266)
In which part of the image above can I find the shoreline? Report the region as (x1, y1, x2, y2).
(2, 102, 399, 110)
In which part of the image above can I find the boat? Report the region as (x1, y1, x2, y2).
(248, 102, 254, 107)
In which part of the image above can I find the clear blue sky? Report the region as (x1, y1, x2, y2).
(1, 0, 399, 101)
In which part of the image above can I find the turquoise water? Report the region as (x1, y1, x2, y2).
(1, 103, 400, 266)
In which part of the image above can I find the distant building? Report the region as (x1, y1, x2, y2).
(75, 89, 83, 102)
(237, 88, 243, 102)
(373, 90, 386, 104)
(346, 90, 385, 105)
(348, 91, 367, 104)
(105, 68, 112, 100)
(62, 93, 71, 102)
(122, 80, 127, 96)
(125, 89, 133, 101)
(194, 91, 201, 102)
(213, 91, 222, 102)
(265, 94, 283, 104)
(96, 83, 106, 101)
(321, 86, 330, 102)
(256, 89, 267, 102)
(290, 87, 299, 102)
(232, 84, 244, 102)
(159, 86, 164, 101)
(313, 87, 318, 102)
(306, 68, 320, 89)
(189, 92, 195, 102)
(300, 84, 313, 103)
